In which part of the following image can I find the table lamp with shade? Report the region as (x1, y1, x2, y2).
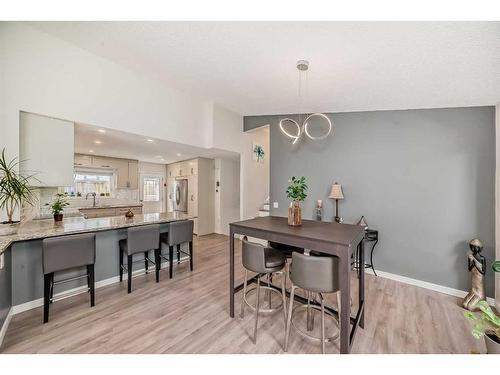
(329, 182, 344, 223)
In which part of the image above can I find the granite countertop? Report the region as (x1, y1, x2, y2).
(79, 203, 143, 210)
(0, 212, 193, 254)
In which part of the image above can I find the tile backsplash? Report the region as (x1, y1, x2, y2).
(28, 187, 139, 219)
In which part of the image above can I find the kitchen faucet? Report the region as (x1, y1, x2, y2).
(86, 192, 97, 207)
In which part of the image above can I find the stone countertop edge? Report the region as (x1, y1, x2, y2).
(0, 212, 195, 255)
(78, 203, 144, 210)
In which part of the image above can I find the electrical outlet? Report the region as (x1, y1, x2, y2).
(273, 202, 279, 208)
(0, 253, 4, 270)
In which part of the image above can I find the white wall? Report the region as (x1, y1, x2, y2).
(212, 104, 244, 154)
(214, 158, 240, 235)
(0, 22, 212, 164)
(240, 126, 270, 220)
(496, 102, 500, 311)
(0, 23, 243, 221)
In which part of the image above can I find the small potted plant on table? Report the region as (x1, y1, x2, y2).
(0, 148, 37, 235)
(48, 193, 69, 222)
(464, 260, 500, 354)
(285, 176, 308, 226)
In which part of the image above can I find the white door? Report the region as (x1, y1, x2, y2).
(140, 174, 163, 214)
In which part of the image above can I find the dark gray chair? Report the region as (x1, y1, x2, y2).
(42, 233, 96, 323)
(159, 220, 194, 279)
(240, 237, 287, 344)
(119, 224, 160, 293)
(284, 252, 340, 354)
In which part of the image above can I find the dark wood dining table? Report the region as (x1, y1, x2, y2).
(229, 216, 366, 354)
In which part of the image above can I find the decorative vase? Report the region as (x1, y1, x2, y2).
(0, 221, 20, 236)
(125, 209, 134, 218)
(53, 213, 63, 222)
(288, 201, 302, 226)
(485, 332, 500, 354)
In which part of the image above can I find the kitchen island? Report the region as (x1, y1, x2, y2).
(0, 212, 193, 342)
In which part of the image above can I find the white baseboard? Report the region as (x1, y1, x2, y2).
(0, 308, 13, 348)
(366, 268, 496, 306)
(11, 258, 184, 315)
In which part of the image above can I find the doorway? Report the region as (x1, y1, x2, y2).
(140, 174, 164, 214)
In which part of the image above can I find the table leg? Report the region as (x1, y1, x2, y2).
(359, 240, 365, 329)
(339, 253, 351, 354)
(229, 228, 235, 318)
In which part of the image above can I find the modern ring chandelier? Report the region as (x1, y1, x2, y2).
(279, 60, 333, 145)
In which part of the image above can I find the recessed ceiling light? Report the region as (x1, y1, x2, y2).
(94, 140, 102, 144)
(146, 139, 154, 143)
(176, 153, 182, 157)
(88, 149, 94, 153)
(97, 129, 106, 133)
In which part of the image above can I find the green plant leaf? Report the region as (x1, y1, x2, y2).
(493, 261, 500, 273)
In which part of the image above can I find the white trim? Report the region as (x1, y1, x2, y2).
(0, 308, 13, 348)
(11, 258, 186, 315)
(366, 269, 496, 306)
(9, 259, 496, 317)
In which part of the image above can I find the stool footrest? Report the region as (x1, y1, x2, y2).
(51, 287, 90, 303)
(52, 273, 89, 286)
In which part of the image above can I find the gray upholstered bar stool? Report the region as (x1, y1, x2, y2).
(42, 233, 96, 323)
(159, 220, 194, 279)
(119, 224, 160, 293)
(284, 252, 341, 354)
(240, 237, 287, 344)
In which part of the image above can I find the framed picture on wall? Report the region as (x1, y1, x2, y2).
(252, 142, 265, 163)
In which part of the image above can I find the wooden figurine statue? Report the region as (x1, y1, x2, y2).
(462, 238, 486, 311)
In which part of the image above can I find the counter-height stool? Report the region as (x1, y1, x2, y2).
(119, 224, 160, 293)
(240, 237, 287, 344)
(159, 220, 194, 279)
(284, 252, 341, 354)
(268, 241, 304, 288)
(42, 233, 96, 323)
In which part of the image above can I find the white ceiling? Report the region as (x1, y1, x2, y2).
(33, 22, 500, 115)
(74, 123, 238, 164)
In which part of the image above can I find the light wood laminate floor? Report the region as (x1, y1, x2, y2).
(1, 234, 484, 354)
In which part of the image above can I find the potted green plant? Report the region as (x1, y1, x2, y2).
(285, 176, 307, 226)
(464, 260, 500, 354)
(47, 193, 70, 222)
(0, 148, 37, 235)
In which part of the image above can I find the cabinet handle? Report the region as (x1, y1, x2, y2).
(191, 195, 194, 201)
(101, 165, 110, 168)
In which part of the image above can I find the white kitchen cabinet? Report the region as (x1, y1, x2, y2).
(19, 112, 74, 187)
(127, 160, 139, 189)
(167, 162, 180, 178)
(165, 158, 214, 236)
(187, 175, 198, 217)
(92, 156, 116, 169)
(115, 159, 130, 189)
(186, 159, 198, 176)
(74, 154, 93, 167)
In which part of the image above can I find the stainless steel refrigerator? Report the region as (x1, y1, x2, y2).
(173, 178, 188, 213)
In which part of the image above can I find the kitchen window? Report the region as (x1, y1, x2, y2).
(142, 176, 161, 202)
(63, 168, 115, 197)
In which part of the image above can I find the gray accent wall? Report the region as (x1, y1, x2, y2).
(0, 247, 12, 333)
(244, 106, 496, 296)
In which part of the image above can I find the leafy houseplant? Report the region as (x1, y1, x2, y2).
(464, 260, 500, 354)
(0, 148, 37, 235)
(47, 193, 70, 222)
(285, 176, 308, 226)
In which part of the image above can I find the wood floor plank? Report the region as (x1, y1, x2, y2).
(0, 233, 485, 354)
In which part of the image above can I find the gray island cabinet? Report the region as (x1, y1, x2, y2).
(0, 212, 193, 343)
